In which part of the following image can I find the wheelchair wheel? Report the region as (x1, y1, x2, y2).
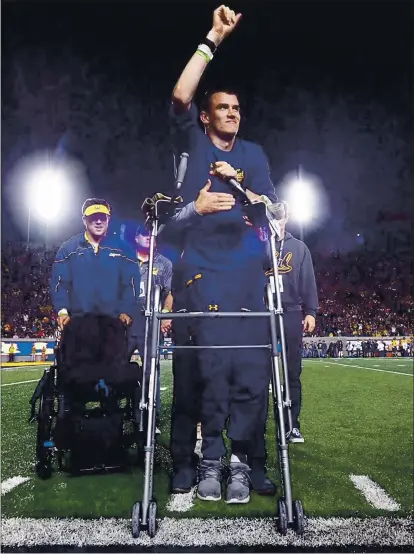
(147, 501, 158, 538)
(57, 450, 71, 473)
(36, 460, 52, 480)
(293, 500, 305, 535)
(35, 394, 55, 479)
(131, 502, 141, 538)
(277, 498, 288, 535)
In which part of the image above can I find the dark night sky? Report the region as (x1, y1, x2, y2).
(3, 0, 412, 105)
(1, 0, 413, 251)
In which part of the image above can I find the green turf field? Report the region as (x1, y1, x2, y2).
(1, 357, 413, 521)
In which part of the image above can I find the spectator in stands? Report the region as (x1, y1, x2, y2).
(321, 340, 327, 358)
(400, 338, 408, 357)
(317, 340, 323, 357)
(8, 343, 15, 362)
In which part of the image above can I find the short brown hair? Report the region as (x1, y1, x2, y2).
(200, 88, 241, 113)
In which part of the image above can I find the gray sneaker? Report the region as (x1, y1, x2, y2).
(225, 462, 251, 504)
(287, 428, 304, 443)
(197, 459, 223, 501)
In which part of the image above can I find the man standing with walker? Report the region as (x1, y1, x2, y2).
(132, 7, 307, 536)
(169, 4, 278, 504)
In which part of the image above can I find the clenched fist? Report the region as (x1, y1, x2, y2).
(195, 180, 236, 215)
(209, 5, 243, 45)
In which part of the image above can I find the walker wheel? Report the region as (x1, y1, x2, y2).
(131, 501, 141, 538)
(277, 497, 288, 535)
(147, 500, 158, 538)
(293, 499, 305, 535)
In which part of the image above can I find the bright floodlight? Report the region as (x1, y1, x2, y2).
(287, 178, 316, 223)
(27, 166, 68, 220)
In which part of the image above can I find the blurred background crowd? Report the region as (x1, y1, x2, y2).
(2, 241, 412, 340)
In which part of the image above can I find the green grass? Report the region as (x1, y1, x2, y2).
(1, 358, 413, 520)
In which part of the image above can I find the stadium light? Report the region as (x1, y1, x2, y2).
(26, 164, 69, 244)
(28, 167, 67, 220)
(5, 149, 90, 246)
(288, 178, 315, 224)
(285, 168, 318, 241)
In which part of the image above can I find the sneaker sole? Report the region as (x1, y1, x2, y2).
(289, 437, 304, 443)
(172, 487, 192, 494)
(196, 491, 221, 502)
(225, 495, 250, 504)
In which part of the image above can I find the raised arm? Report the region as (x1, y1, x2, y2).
(171, 5, 242, 112)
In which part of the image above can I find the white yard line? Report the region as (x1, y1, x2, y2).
(1, 379, 39, 387)
(349, 475, 401, 511)
(1, 516, 413, 547)
(1, 476, 30, 496)
(166, 487, 196, 513)
(325, 361, 412, 377)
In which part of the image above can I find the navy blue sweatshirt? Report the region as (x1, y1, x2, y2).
(264, 232, 319, 317)
(169, 103, 277, 270)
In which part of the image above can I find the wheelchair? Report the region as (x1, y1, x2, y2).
(29, 314, 143, 479)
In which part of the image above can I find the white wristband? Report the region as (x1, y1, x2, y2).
(197, 43, 214, 61)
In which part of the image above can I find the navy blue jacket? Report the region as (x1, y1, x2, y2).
(51, 232, 140, 319)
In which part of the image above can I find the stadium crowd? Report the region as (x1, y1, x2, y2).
(312, 250, 413, 337)
(302, 338, 413, 358)
(1, 242, 413, 340)
(2, 241, 58, 339)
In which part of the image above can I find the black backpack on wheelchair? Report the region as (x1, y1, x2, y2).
(29, 314, 142, 478)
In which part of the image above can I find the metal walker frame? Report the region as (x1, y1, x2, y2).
(131, 176, 304, 538)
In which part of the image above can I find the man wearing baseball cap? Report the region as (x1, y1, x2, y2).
(129, 224, 173, 433)
(51, 198, 140, 331)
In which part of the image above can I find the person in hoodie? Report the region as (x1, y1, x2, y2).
(169, 5, 277, 504)
(263, 201, 318, 443)
(51, 198, 140, 332)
